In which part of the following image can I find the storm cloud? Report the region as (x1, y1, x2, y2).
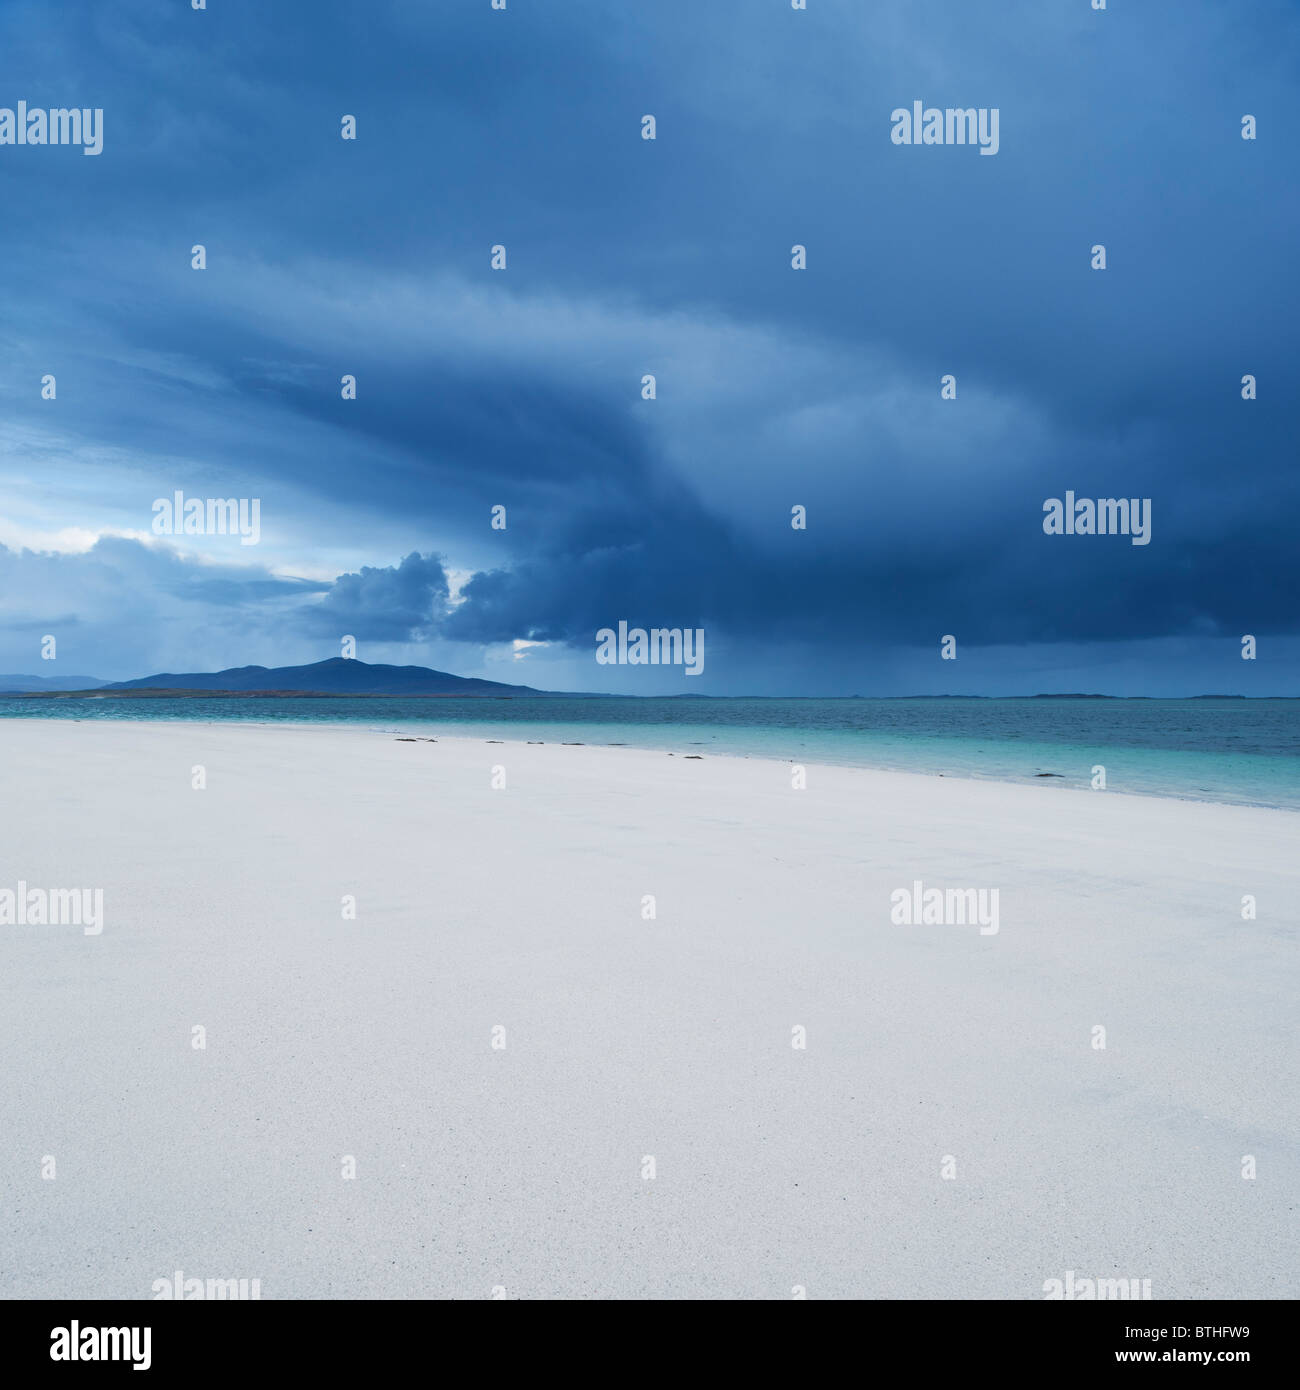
(0, 0, 1295, 692)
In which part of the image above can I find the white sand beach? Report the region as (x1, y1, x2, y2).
(1, 718, 1296, 1300)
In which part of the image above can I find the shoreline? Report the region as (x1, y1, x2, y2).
(3, 714, 1295, 814)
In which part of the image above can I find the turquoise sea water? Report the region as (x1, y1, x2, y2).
(3, 696, 1297, 811)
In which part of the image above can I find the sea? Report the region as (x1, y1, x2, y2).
(3, 695, 1297, 812)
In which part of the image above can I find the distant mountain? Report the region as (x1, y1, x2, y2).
(100, 657, 550, 697)
(0, 673, 108, 693)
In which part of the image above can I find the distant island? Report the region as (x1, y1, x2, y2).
(0, 660, 1286, 699)
(0, 658, 558, 699)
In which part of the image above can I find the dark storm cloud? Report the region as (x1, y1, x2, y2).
(0, 0, 1296, 688)
(303, 551, 450, 642)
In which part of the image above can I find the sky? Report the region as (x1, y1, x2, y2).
(0, 0, 1296, 695)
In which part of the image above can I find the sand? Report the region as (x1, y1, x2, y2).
(0, 718, 1296, 1299)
